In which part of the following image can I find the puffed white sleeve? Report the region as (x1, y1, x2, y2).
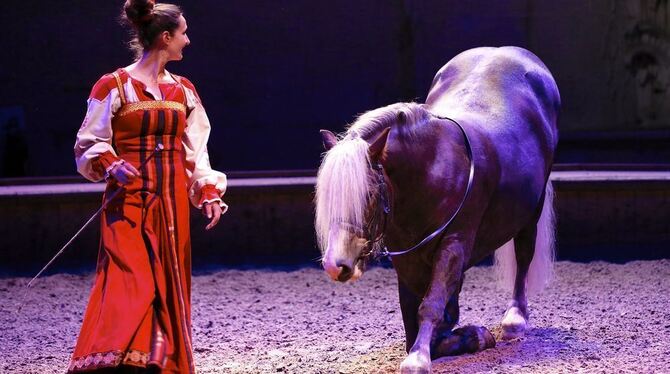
(182, 83, 228, 211)
(74, 80, 123, 182)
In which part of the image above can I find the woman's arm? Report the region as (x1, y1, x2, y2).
(74, 75, 124, 182)
(181, 78, 229, 215)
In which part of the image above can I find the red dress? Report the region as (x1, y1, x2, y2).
(70, 69, 227, 373)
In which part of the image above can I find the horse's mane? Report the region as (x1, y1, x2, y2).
(315, 102, 429, 253)
(347, 102, 428, 140)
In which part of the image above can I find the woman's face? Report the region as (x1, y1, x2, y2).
(166, 15, 190, 61)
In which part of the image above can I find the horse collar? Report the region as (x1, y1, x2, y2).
(367, 116, 475, 258)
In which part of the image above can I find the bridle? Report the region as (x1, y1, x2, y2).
(359, 115, 475, 259)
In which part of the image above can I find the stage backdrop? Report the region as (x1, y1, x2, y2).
(1, 1, 669, 177)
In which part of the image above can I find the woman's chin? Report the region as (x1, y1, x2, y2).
(169, 53, 184, 62)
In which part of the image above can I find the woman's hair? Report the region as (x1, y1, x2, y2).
(121, 0, 182, 59)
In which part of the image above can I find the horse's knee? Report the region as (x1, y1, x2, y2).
(417, 301, 444, 325)
(417, 271, 463, 324)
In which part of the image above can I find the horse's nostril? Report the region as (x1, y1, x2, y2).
(336, 261, 353, 282)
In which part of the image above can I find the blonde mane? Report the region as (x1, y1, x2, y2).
(315, 103, 429, 253)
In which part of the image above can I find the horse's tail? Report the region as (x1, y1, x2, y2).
(528, 181, 556, 294)
(494, 181, 556, 295)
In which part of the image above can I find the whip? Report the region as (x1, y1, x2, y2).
(16, 144, 164, 313)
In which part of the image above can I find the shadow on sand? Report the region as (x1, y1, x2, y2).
(432, 326, 599, 372)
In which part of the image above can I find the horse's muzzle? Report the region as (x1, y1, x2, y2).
(323, 258, 352, 282)
(323, 257, 362, 283)
(336, 263, 354, 282)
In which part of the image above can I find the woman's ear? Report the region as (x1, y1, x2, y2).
(160, 30, 172, 46)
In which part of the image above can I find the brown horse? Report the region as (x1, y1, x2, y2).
(315, 46, 560, 373)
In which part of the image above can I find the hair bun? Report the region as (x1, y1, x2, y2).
(124, 0, 156, 26)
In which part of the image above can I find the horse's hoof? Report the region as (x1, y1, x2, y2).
(400, 352, 431, 374)
(474, 326, 496, 351)
(501, 306, 527, 340)
(432, 325, 496, 357)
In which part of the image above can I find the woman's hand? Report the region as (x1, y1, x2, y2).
(203, 202, 223, 230)
(110, 161, 140, 185)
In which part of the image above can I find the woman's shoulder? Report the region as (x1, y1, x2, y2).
(88, 69, 127, 101)
(172, 73, 197, 92)
(171, 73, 202, 104)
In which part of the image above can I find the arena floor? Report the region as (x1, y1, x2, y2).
(1, 260, 669, 373)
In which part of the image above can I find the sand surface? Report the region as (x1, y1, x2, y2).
(1, 260, 669, 373)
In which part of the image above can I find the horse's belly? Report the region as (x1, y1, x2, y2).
(469, 183, 543, 265)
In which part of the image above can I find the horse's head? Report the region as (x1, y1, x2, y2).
(315, 127, 391, 282)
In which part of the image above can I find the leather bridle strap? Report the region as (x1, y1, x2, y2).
(379, 115, 475, 258)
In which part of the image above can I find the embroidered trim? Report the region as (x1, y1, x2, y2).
(104, 159, 126, 181)
(112, 71, 127, 106)
(198, 197, 224, 209)
(68, 349, 149, 372)
(117, 101, 187, 117)
(197, 184, 222, 208)
(123, 349, 150, 367)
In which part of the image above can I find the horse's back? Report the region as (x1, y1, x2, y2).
(426, 46, 560, 145)
(426, 46, 559, 171)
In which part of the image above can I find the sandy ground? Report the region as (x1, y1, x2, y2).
(1, 260, 669, 373)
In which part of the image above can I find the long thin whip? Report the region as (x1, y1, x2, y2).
(16, 144, 163, 313)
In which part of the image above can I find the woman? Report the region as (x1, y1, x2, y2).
(70, 1, 226, 372)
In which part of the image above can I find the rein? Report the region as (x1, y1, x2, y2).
(362, 116, 475, 259)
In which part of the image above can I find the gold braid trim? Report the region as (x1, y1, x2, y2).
(112, 71, 127, 106)
(117, 101, 187, 117)
(68, 349, 149, 372)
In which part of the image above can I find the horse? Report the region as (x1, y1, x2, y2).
(315, 46, 560, 373)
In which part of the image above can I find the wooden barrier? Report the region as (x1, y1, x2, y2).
(1, 168, 668, 274)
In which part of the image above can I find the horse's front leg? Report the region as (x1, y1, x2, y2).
(398, 279, 422, 353)
(433, 276, 464, 340)
(400, 247, 463, 374)
(431, 275, 496, 358)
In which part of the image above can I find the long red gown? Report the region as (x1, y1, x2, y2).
(70, 69, 227, 373)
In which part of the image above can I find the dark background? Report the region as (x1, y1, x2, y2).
(0, 2, 669, 273)
(1, 1, 669, 178)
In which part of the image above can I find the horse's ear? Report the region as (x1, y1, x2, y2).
(320, 129, 338, 150)
(368, 127, 391, 162)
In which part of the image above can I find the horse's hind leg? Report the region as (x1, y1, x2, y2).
(501, 224, 536, 339)
(499, 183, 555, 340)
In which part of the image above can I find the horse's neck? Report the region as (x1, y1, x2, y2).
(384, 121, 472, 247)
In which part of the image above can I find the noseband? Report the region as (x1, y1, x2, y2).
(360, 115, 475, 259)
